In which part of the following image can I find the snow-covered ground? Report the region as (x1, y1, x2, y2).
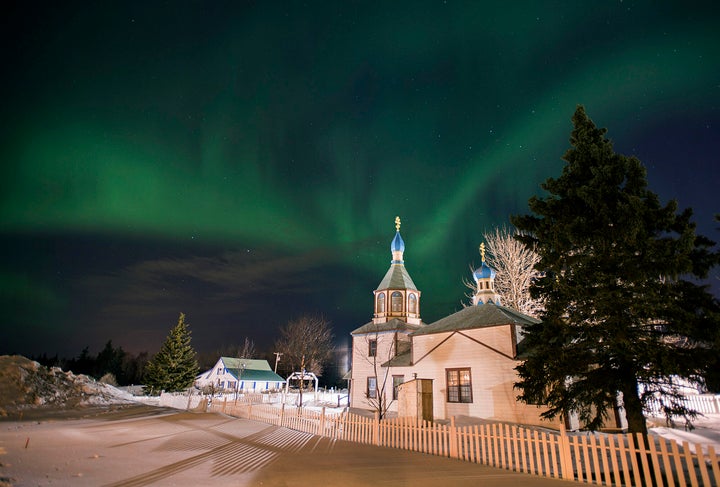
(2, 355, 718, 453)
(648, 414, 720, 454)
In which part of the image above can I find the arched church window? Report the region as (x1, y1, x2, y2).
(376, 293, 386, 313)
(408, 293, 417, 313)
(391, 292, 403, 312)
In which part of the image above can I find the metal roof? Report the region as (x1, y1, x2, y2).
(375, 264, 418, 291)
(217, 357, 285, 382)
(225, 368, 285, 382)
(411, 302, 540, 336)
(351, 318, 425, 335)
(381, 350, 412, 367)
(220, 357, 273, 371)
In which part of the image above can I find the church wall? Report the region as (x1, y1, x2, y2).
(350, 330, 402, 411)
(413, 326, 516, 360)
(410, 327, 556, 427)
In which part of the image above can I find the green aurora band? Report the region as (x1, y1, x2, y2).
(1, 2, 718, 354)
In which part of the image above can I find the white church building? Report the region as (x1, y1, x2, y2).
(349, 218, 563, 428)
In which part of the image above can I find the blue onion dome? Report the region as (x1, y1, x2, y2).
(391, 231, 405, 253)
(473, 261, 496, 281)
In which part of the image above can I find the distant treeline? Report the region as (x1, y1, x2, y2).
(30, 341, 349, 389)
(30, 341, 223, 386)
(31, 341, 150, 386)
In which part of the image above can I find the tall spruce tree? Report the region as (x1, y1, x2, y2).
(512, 106, 719, 435)
(143, 313, 200, 394)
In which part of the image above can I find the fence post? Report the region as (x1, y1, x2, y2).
(280, 403, 285, 427)
(319, 407, 326, 436)
(341, 408, 349, 442)
(248, 401, 253, 420)
(449, 416, 459, 459)
(374, 411, 380, 446)
(558, 422, 573, 480)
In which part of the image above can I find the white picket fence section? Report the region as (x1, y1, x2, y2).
(159, 393, 720, 486)
(645, 394, 720, 416)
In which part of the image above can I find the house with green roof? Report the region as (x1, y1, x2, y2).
(195, 356, 285, 393)
(349, 218, 560, 427)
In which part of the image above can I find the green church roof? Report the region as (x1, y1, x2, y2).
(375, 264, 418, 291)
(411, 302, 540, 336)
(351, 318, 424, 335)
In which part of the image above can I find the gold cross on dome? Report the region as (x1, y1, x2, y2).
(480, 242, 486, 262)
(395, 216, 401, 232)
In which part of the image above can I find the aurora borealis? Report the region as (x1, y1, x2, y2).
(2, 2, 718, 357)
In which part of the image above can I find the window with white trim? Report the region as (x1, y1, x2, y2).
(446, 368, 472, 403)
(368, 339, 377, 357)
(367, 377, 377, 398)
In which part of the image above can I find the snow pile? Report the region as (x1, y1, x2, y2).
(0, 355, 135, 416)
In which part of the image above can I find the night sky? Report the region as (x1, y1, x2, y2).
(2, 2, 718, 358)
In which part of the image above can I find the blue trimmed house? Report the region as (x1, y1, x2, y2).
(196, 357, 285, 393)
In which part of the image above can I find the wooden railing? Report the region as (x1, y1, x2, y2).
(204, 396, 720, 486)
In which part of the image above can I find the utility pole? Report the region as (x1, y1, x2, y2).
(273, 352, 283, 374)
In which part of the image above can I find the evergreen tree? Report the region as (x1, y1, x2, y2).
(512, 106, 719, 435)
(95, 340, 126, 383)
(143, 313, 200, 395)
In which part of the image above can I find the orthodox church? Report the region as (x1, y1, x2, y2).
(349, 217, 560, 427)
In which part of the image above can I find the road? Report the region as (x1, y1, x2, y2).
(0, 406, 573, 486)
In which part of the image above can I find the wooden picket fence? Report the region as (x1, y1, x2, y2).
(207, 397, 720, 486)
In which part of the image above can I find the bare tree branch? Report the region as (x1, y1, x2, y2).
(465, 226, 544, 317)
(361, 327, 400, 419)
(274, 314, 334, 376)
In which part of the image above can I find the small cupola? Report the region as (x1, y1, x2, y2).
(472, 243, 501, 306)
(372, 216, 422, 325)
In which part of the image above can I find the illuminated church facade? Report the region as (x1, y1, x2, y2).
(348, 217, 561, 427)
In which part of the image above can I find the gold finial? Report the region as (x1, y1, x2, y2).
(480, 242, 486, 262)
(395, 216, 401, 232)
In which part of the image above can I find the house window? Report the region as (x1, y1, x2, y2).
(367, 377, 377, 398)
(408, 293, 417, 313)
(391, 291, 403, 312)
(446, 368, 472, 403)
(368, 339, 377, 357)
(376, 293, 385, 313)
(392, 375, 404, 400)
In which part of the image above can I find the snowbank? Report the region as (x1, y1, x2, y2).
(0, 355, 136, 417)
